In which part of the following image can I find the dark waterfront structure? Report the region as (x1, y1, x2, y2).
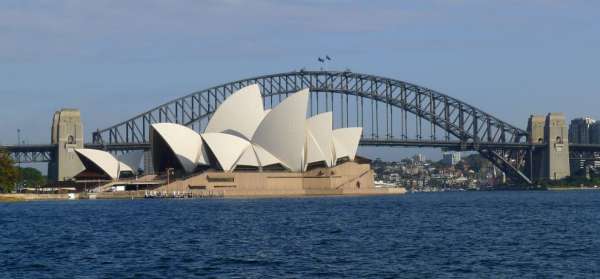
(2, 70, 600, 184)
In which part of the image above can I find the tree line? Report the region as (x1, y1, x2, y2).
(0, 150, 46, 193)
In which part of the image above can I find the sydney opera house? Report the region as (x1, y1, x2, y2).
(73, 85, 404, 196)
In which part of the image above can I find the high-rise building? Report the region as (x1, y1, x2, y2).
(569, 117, 596, 144)
(413, 153, 425, 163)
(442, 151, 461, 166)
(590, 122, 600, 144)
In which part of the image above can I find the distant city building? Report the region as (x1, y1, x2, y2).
(569, 117, 596, 144)
(442, 151, 461, 166)
(389, 173, 400, 182)
(413, 153, 425, 163)
(590, 122, 600, 144)
(594, 158, 600, 169)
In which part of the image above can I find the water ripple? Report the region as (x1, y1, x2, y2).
(1, 191, 600, 278)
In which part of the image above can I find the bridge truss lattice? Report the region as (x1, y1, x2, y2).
(93, 71, 532, 183)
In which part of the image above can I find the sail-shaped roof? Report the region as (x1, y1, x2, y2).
(305, 112, 333, 167)
(252, 89, 309, 172)
(235, 144, 282, 168)
(236, 145, 260, 167)
(332, 127, 362, 162)
(253, 144, 281, 167)
(145, 88, 363, 175)
(74, 149, 120, 179)
(151, 123, 207, 173)
(305, 133, 326, 169)
(201, 132, 251, 172)
(204, 84, 265, 140)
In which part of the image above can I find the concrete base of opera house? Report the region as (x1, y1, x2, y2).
(1, 162, 405, 201)
(154, 161, 406, 197)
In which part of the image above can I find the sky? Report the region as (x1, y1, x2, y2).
(1, 0, 599, 163)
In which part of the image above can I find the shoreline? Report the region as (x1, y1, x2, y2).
(0, 188, 406, 202)
(0, 196, 25, 202)
(5, 187, 600, 202)
(547, 186, 600, 191)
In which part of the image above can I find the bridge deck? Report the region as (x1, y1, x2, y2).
(2, 141, 599, 164)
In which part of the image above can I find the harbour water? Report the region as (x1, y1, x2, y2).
(1, 191, 599, 278)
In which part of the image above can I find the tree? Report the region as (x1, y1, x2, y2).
(18, 167, 46, 187)
(461, 154, 491, 173)
(0, 150, 18, 193)
(455, 160, 468, 172)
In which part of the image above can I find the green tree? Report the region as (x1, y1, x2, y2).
(462, 154, 491, 173)
(455, 160, 468, 172)
(0, 150, 18, 193)
(18, 167, 46, 187)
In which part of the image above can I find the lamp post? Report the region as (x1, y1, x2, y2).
(166, 168, 174, 185)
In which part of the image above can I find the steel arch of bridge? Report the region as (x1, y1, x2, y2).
(92, 70, 532, 183)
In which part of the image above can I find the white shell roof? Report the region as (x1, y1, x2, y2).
(305, 112, 333, 167)
(332, 127, 363, 162)
(147, 89, 364, 174)
(119, 162, 133, 173)
(252, 89, 309, 172)
(204, 84, 265, 140)
(305, 133, 325, 169)
(236, 145, 260, 167)
(201, 132, 251, 172)
(235, 144, 282, 168)
(253, 144, 281, 167)
(151, 123, 207, 173)
(74, 149, 120, 179)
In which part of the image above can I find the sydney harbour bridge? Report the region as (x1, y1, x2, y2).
(3, 70, 600, 184)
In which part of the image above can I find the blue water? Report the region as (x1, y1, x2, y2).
(1, 191, 599, 278)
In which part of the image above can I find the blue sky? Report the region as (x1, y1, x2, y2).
(1, 0, 598, 162)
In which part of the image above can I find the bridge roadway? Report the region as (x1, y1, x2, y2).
(3, 141, 600, 163)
